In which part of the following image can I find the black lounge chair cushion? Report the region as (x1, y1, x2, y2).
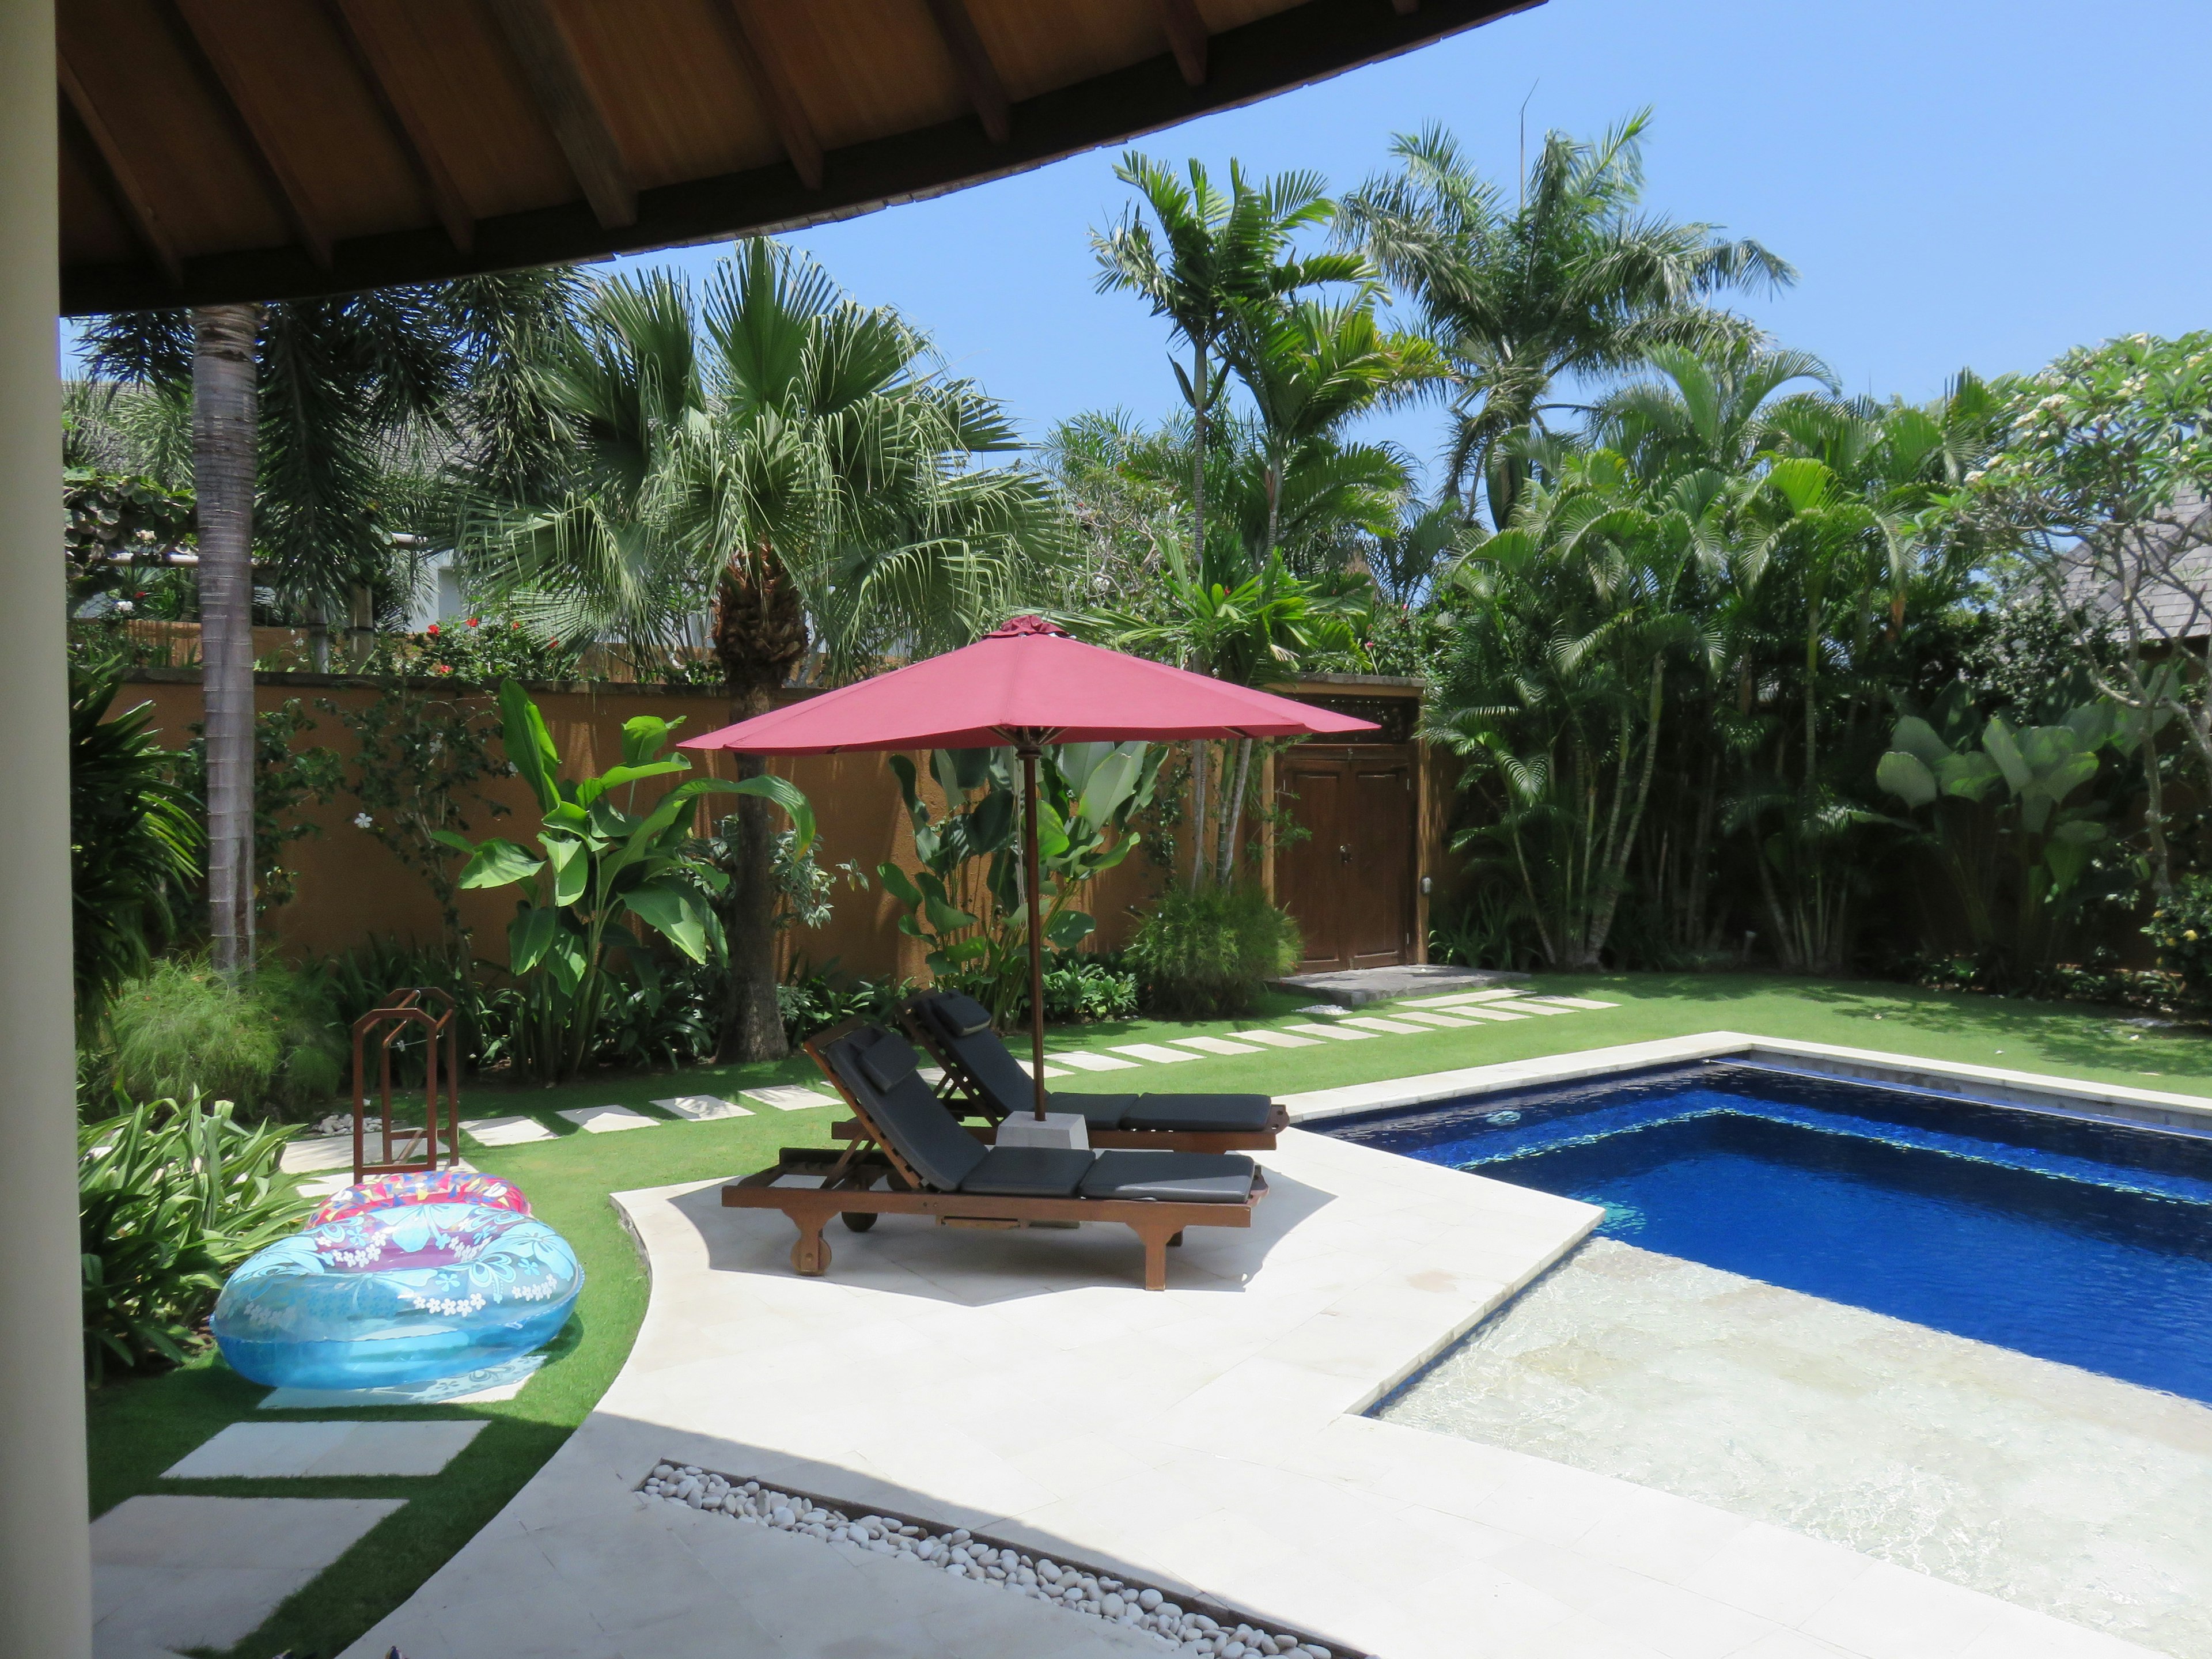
(957, 1146, 1096, 1198)
(1119, 1093, 1276, 1132)
(1080, 1151, 1256, 1205)
(1063, 1094, 1139, 1130)
(924, 991, 995, 1037)
(825, 1026, 987, 1193)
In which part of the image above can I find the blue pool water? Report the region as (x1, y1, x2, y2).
(1332, 1063, 2212, 1403)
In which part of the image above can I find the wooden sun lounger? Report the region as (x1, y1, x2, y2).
(723, 1022, 1267, 1291)
(893, 990, 1289, 1153)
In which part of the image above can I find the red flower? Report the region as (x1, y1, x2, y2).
(434, 663, 454, 675)
(426, 623, 441, 637)
(510, 620, 521, 631)
(466, 616, 480, 628)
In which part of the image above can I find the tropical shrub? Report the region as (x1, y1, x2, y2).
(1030, 953, 1139, 1024)
(108, 959, 346, 1119)
(778, 959, 909, 1046)
(80, 1090, 308, 1381)
(71, 656, 201, 1026)
(1127, 885, 1300, 1018)
(308, 935, 490, 1082)
(2145, 877, 2212, 1010)
(437, 681, 812, 1081)
(359, 616, 585, 684)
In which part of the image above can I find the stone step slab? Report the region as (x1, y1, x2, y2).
(164, 1421, 486, 1480)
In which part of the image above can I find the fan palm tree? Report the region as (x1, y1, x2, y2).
(471, 240, 1059, 1060)
(1339, 112, 1794, 529)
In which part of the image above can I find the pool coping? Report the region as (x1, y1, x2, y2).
(1279, 1031, 2212, 1140)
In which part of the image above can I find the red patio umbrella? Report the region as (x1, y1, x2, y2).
(680, 615, 1378, 1118)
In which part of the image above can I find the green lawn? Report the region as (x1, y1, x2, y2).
(88, 971, 2206, 1657)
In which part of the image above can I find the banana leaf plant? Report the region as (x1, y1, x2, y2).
(437, 681, 813, 1082)
(879, 741, 1161, 1022)
(1874, 685, 2142, 978)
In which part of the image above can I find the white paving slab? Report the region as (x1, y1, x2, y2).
(1481, 999, 1573, 1016)
(463, 1115, 559, 1146)
(559, 1105, 658, 1133)
(1392, 1011, 1478, 1028)
(1526, 995, 1619, 1010)
(1226, 1029, 1324, 1048)
(1168, 1035, 1262, 1055)
(1404, 988, 1532, 1007)
(652, 1094, 753, 1121)
(1279, 1021, 1375, 1041)
(1051, 1051, 1143, 1072)
(1108, 1043, 1202, 1063)
(1445, 1006, 1529, 1021)
(165, 1421, 487, 1479)
(1339, 1016, 1425, 1034)
(744, 1085, 838, 1112)
(1013, 1058, 1072, 1079)
(345, 1116, 2150, 1659)
(260, 1353, 548, 1410)
(95, 1496, 402, 1659)
(295, 1173, 351, 1202)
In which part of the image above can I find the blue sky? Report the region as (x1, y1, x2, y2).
(611, 0, 2212, 489)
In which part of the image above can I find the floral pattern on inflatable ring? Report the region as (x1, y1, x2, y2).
(211, 1200, 582, 1391)
(311, 1168, 529, 1226)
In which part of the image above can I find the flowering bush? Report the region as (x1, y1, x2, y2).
(362, 616, 584, 684)
(2145, 876, 2212, 1009)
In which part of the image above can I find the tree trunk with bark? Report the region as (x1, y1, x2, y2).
(193, 304, 260, 975)
(712, 549, 809, 1063)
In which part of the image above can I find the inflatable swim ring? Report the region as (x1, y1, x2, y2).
(213, 1200, 582, 1390)
(311, 1168, 530, 1225)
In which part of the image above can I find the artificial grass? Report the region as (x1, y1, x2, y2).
(84, 970, 2206, 1657)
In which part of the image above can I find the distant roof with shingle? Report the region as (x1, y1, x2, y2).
(2055, 487, 2212, 641)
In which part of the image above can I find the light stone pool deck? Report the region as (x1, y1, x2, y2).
(342, 1124, 2164, 1659)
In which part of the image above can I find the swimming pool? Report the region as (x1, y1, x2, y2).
(1331, 1062, 2212, 1403)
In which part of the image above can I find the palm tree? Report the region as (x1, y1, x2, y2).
(81, 282, 547, 968)
(472, 240, 1058, 1060)
(1339, 113, 1794, 529)
(1219, 291, 1444, 561)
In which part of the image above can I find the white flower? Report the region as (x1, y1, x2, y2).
(353, 812, 374, 830)
(111, 599, 135, 615)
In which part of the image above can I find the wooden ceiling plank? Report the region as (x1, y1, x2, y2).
(1153, 0, 1210, 86)
(165, 0, 337, 268)
(56, 55, 184, 286)
(325, 0, 477, 252)
(919, 0, 1012, 143)
(484, 0, 639, 229)
(1392, 0, 1421, 13)
(711, 0, 825, 189)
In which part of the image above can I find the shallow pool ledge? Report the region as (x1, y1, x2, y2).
(340, 1127, 2163, 1659)
(1282, 1029, 2212, 1139)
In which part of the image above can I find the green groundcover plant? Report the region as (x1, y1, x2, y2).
(2145, 877, 2212, 1012)
(107, 958, 346, 1120)
(81, 1091, 308, 1382)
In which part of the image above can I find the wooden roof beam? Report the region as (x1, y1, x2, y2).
(1391, 0, 1420, 13)
(919, 0, 1011, 143)
(56, 56, 184, 286)
(1154, 0, 1210, 86)
(325, 0, 476, 252)
(711, 0, 824, 189)
(484, 0, 638, 229)
(166, 0, 336, 268)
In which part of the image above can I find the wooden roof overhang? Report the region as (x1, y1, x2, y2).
(58, 0, 1538, 315)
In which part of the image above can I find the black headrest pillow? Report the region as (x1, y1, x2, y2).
(931, 991, 995, 1037)
(857, 1029, 921, 1092)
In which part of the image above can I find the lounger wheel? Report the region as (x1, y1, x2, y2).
(840, 1211, 878, 1233)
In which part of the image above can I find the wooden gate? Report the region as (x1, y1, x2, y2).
(1276, 747, 1416, 973)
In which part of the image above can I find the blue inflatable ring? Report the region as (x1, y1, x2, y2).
(212, 1200, 584, 1390)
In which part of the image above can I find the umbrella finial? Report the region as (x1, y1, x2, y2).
(986, 614, 1069, 638)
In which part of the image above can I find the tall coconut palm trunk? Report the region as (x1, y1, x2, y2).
(193, 304, 260, 974)
(712, 549, 809, 1063)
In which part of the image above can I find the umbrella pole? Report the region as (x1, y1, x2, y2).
(1020, 745, 1048, 1120)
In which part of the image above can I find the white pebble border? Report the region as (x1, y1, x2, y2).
(639, 1462, 1365, 1659)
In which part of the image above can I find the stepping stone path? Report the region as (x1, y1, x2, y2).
(1171, 1035, 1262, 1055)
(1339, 1016, 1426, 1035)
(92, 1495, 403, 1658)
(558, 1105, 658, 1132)
(652, 1093, 753, 1120)
(164, 1421, 484, 1479)
(462, 1114, 558, 1146)
(745, 1084, 837, 1112)
(1108, 1043, 1202, 1063)
(1051, 1051, 1141, 1072)
(1227, 1029, 1324, 1048)
(1013, 1058, 1071, 1078)
(1281, 1021, 1376, 1041)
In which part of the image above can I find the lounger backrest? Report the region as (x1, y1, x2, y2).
(821, 1025, 987, 1193)
(911, 992, 1031, 1115)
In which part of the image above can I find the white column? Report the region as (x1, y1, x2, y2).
(0, 1, 94, 1655)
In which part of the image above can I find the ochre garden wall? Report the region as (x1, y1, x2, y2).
(115, 671, 1195, 979)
